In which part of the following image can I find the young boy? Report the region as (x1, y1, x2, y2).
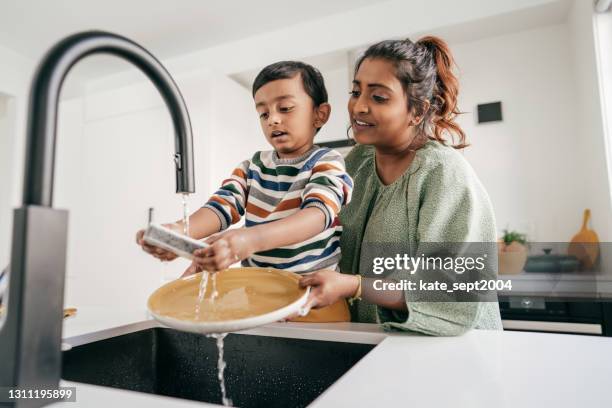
(137, 61, 353, 275)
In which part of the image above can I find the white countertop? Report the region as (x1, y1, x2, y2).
(53, 306, 612, 408)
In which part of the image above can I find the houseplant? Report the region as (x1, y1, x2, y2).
(498, 229, 528, 275)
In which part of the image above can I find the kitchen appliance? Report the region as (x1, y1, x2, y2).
(524, 249, 581, 273)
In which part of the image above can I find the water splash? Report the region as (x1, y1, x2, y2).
(195, 271, 210, 318)
(210, 272, 219, 301)
(181, 193, 190, 236)
(207, 333, 232, 406)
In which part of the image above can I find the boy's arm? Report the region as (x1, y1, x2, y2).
(248, 207, 325, 252)
(200, 160, 250, 231)
(136, 160, 249, 261)
(251, 149, 353, 250)
(300, 150, 353, 228)
(171, 158, 251, 239)
(193, 206, 326, 272)
(172, 207, 221, 239)
(192, 150, 354, 272)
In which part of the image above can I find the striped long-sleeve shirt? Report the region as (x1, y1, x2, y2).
(203, 145, 353, 273)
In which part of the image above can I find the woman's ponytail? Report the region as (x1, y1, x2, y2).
(356, 35, 468, 149)
(417, 36, 467, 149)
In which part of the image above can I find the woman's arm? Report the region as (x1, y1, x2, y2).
(362, 278, 407, 311)
(298, 272, 407, 312)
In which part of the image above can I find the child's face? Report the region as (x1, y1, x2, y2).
(254, 74, 329, 158)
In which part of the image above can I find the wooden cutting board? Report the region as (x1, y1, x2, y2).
(567, 209, 599, 270)
(0, 306, 76, 318)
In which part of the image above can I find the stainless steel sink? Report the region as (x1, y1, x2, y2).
(62, 326, 375, 407)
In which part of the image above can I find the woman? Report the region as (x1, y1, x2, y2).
(298, 36, 503, 336)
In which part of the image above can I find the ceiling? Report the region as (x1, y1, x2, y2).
(232, 0, 572, 89)
(0, 0, 388, 78)
(0, 0, 573, 87)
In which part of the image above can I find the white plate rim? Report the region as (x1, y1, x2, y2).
(147, 271, 310, 334)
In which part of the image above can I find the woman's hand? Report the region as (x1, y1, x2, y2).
(299, 269, 359, 310)
(135, 223, 181, 262)
(192, 228, 259, 272)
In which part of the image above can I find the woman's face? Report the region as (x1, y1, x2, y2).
(348, 58, 417, 149)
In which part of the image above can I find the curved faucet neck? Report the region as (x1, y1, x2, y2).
(23, 30, 195, 207)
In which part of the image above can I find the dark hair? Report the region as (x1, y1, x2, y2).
(355, 36, 467, 149)
(252, 61, 328, 107)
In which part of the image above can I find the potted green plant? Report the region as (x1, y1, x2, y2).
(498, 229, 528, 275)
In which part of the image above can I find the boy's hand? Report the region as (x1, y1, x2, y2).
(192, 228, 259, 271)
(135, 224, 181, 262)
(180, 261, 200, 278)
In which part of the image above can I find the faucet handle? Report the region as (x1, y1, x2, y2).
(174, 153, 182, 170)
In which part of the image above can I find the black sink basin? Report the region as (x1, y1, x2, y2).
(62, 328, 374, 407)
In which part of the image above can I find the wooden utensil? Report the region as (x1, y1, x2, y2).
(568, 209, 600, 270)
(63, 307, 77, 319)
(0, 306, 76, 318)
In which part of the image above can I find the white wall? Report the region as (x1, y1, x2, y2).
(316, 66, 352, 143)
(0, 44, 33, 269)
(55, 69, 261, 309)
(456, 23, 587, 242)
(208, 72, 268, 193)
(86, 0, 559, 93)
(0, 95, 13, 267)
(595, 7, 612, 193)
(567, 0, 612, 241)
(594, 8, 612, 274)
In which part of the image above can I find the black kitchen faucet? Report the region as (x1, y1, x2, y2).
(0, 31, 195, 407)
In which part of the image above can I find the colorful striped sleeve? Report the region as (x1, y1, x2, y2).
(300, 149, 353, 228)
(203, 160, 250, 231)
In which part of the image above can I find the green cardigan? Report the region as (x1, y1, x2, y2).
(339, 140, 503, 336)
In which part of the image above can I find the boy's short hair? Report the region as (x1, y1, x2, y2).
(252, 61, 328, 107)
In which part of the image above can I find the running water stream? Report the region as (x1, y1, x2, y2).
(195, 270, 210, 317)
(195, 274, 231, 406)
(207, 333, 232, 406)
(181, 193, 231, 406)
(181, 192, 190, 236)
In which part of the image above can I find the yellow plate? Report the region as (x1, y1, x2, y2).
(147, 267, 309, 334)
